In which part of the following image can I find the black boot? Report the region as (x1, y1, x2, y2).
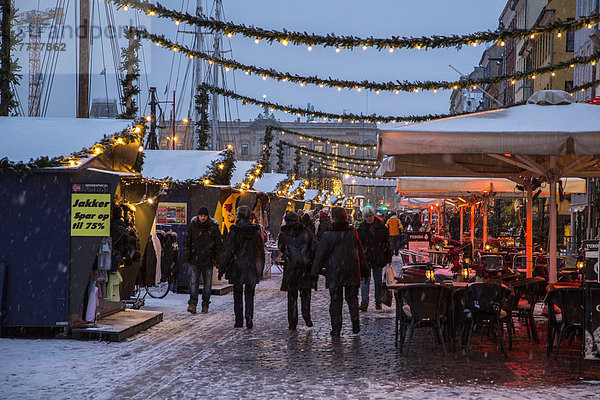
(352, 320, 360, 334)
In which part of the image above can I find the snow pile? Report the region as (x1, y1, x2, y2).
(142, 150, 222, 181)
(0, 117, 132, 162)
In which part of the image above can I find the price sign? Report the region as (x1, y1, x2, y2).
(71, 193, 111, 236)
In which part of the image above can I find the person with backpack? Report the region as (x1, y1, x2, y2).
(278, 211, 317, 330)
(311, 207, 368, 336)
(218, 205, 265, 329)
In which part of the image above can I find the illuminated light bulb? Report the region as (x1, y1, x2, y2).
(155, 42, 160, 46)
(389, 47, 394, 53)
(413, 88, 419, 93)
(175, 20, 180, 26)
(138, 146, 144, 152)
(588, 24, 593, 29)
(225, 67, 230, 71)
(511, 80, 516, 85)
(335, 47, 340, 53)
(204, 179, 210, 185)
(592, 61, 597, 66)
(262, 94, 267, 99)
(173, 137, 177, 141)
(227, 33, 232, 38)
(255, 38, 260, 44)
(189, 55, 194, 59)
(208, 61, 213, 65)
(123, 5, 128, 11)
(531, 75, 536, 79)
(307, 45, 312, 51)
(116, 138, 124, 144)
(551, 72, 556, 77)
(149, 11, 155, 16)
(133, 126, 141, 133)
(357, 88, 362, 92)
(472, 42, 477, 47)
(69, 160, 77, 167)
(147, 198, 154, 204)
(530, 34, 535, 39)
(499, 41, 505, 46)
(433, 89, 438, 93)
(319, 84, 324, 88)
(245, 71, 250, 75)
(570, 64, 575, 68)
(262, 76, 266, 80)
(281, 39, 288, 46)
(453, 86, 458, 89)
(337, 87, 342, 91)
(375, 90, 380, 94)
(227, 144, 233, 149)
(362, 45, 367, 51)
(93, 147, 102, 155)
(300, 83, 306, 87)
(145, 115, 151, 122)
(395, 90, 399, 94)
(557, 32, 562, 38)
(218, 164, 224, 169)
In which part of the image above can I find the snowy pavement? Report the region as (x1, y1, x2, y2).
(2, 270, 600, 399)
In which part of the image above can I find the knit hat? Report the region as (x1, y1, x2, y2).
(197, 206, 209, 216)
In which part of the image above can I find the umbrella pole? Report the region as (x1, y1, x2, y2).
(549, 157, 558, 283)
(526, 179, 533, 278)
(460, 207, 464, 243)
(470, 204, 475, 260)
(483, 200, 488, 250)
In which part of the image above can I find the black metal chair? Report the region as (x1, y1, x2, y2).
(397, 284, 450, 356)
(545, 286, 584, 359)
(462, 282, 513, 358)
(507, 276, 546, 343)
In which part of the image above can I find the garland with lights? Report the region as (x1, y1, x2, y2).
(297, 149, 378, 169)
(111, 0, 600, 52)
(282, 141, 378, 165)
(0, 121, 146, 175)
(306, 159, 314, 182)
(275, 175, 295, 197)
(276, 140, 285, 173)
(237, 126, 274, 190)
(195, 85, 210, 149)
(119, 28, 141, 119)
(292, 149, 301, 177)
(275, 125, 376, 150)
(1, 1, 23, 116)
(200, 80, 600, 124)
(140, 28, 600, 94)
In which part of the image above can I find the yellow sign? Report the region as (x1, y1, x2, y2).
(71, 193, 111, 236)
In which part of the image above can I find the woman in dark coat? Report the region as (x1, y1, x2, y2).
(311, 207, 367, 336)
(278, 211, 317, 330)
(218, 205, 265, 328)
(357, 206, 392, 311)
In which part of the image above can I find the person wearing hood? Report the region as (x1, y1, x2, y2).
(357, 206, 392, 311)
(311, 207, 368, 337)
(278, 211, 317, 330)
(183, 207, 222, 314)
(218, 205, 265, 329)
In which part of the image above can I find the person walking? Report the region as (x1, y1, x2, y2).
(357, 206, 392, 311)
(312, 207, 367, 336)
(315, 211, 331, 240)
(278, 211, 317, 330)
(183, 207, 222, 314)
(218, 205, 265, 328)
(385, 212, 403, 256)
(449, 209, 461, 241)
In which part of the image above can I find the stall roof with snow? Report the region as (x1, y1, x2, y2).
(304, 189, 321, 202)
(142, 150, 223, 181)
(230, 161, 255, 186)
(342, 175, 398, 187)
(253, 172, 287, 193)
(0, 117, 133, 163)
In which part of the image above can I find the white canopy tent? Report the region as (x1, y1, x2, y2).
(377, 91, 600, 282)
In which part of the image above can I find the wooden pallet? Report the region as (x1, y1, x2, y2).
(71, 309, 163, 342)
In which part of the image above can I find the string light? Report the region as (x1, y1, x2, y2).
(136, 28, 600, 95)
(112, 0, 600, 52)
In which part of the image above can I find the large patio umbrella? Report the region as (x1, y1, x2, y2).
(377, 90, 600, 282)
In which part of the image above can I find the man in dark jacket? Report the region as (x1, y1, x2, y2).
(278, 211, 317, 330)
(357, 206, 392, 311)
(183, 207, 222, 314)
(311, 207, 368, 336)
(218, 205, 265, 328)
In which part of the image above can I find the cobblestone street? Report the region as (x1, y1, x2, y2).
(2, 271, 600, 399)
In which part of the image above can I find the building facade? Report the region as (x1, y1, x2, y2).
(574, 0, 600, 100)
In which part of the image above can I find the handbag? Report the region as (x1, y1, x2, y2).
(381, 282, 393, 307)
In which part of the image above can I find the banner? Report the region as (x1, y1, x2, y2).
(156, 202, 187, 224)
(71, 193, 111, 236)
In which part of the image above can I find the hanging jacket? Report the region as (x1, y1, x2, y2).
(219, 220, 265, 285)
(278, 222, 317, 291)
(97, 237, 112, 271)
(311, 221, 368, 289)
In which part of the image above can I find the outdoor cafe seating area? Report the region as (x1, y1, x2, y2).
(388, 244, 597, 360)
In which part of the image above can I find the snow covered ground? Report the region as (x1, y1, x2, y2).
(1, 264, 600, 399)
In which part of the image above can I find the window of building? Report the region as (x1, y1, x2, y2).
(284, 146, 291, 156)
(346, 186, 354, 194)
(300, 162, 306, 173)
(566, 20, 575, 52)
(366, 187, 373, 194)
(331, 145, 339, 155)
(241, 142, 249, 155)
(314, 145, 324, 152)
(565, 81, 574, 92)
(349, 148, 356, 156)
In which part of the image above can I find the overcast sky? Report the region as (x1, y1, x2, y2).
(15, 0, 507, 125)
